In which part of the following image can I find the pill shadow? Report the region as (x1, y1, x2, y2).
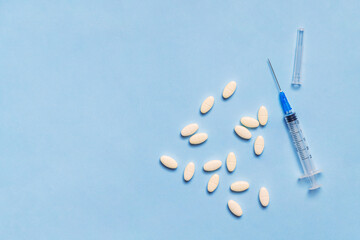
(227, 169, 234, 174)
(253, 149, 265, 158)
(202, 169, 210, 174)
(228, 188, 249, 194)
(158, 161, 178, 173)
(188, 140, 208, 148)
(258, 197, 269, 210)
(253, 152, 262, 158)
(221, 94, 234, 102)
(205, 187, 217, 196)
(182, 177, 195, 185)
(182, 177, 191, 184)
(179, 132, 188, 140)
(251, 140, 261, 158)
(198, 106, 213, 117)
(182, 171, 194, 184)
(202, 167, 222, 175)
(259, 122, 268, 128)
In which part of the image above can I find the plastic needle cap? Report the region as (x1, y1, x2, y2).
(292, 28, 304, 86)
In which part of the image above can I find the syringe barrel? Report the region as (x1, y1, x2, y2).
(285, 113, 321, 190)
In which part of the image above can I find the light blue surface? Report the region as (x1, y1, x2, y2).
(0, 1, 359, 239)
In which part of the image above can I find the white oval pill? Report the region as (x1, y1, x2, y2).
(207, 174, 219, 192)
(200, 96, 214, 114)
(181, 123, 199, 137)
(230, 181, 249, 192)
(189, 133, 208, 145)
(160, 155, 178, 169)
(259, 187, 270, 207)
(254, 136, 264, 155)
(228, 200, 242, 217)
(234, 125, 252, 140)
(222, 81, 237, 99)
(203, 160, 222, 172)
(258, 106, 268, 126)
(241, 117, 259, 128)
(184, 162, 195, 181)
(226, 152, 236, 172)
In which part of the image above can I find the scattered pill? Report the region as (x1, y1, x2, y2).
(241, 117, 259, 128)
(181, 123, 199, 137)
(230, 181, 249, 192)
(203, 160, 222, 172)
(189, 133, 208, 145)
(200, 96, 214, 114)
(228, 200, 243, 217)
(160, 155, 178, 169)
(226, 152, 236, 172)
(258, 106, 268, 126)
(234, 125, 252, 139)
(222, 81, 237, 99)
(254, 136, 264, 155)
(259, 187, 270, 207)
(184, 162, 195, 181)
(207, 174, 219, 192)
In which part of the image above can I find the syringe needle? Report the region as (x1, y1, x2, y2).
(266, 59, 321, 190)
(267, 59, 282, 92)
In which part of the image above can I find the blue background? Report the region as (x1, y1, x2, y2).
(0, 1, 359, 239)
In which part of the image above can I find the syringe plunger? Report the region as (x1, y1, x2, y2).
(285, 112, 321, 190)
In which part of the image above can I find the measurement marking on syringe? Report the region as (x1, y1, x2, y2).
(268, 59, 321, 190)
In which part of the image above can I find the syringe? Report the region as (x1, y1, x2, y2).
(267, 59, 321, 190)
